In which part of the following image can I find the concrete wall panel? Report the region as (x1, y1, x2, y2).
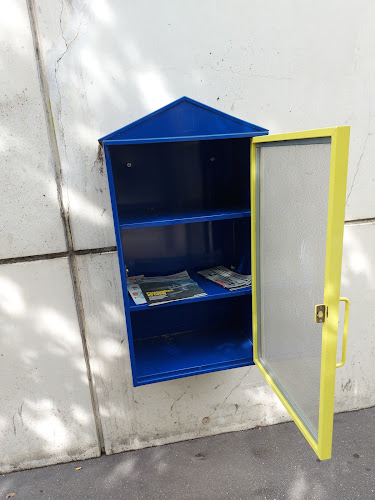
(335, 222, 375, 412)
(0, 258, 100, 473)
(0, 0, 66, 259)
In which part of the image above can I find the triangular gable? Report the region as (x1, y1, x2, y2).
(99, 97, 268, 143)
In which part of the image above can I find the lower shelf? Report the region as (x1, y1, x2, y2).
(134, 327, 253, 385)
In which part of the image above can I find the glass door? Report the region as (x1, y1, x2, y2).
(251, 127, 350, 460)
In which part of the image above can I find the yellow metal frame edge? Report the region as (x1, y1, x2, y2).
(252, 127, 338, 144)
(251, 126, 350, 460)
(317, 126, 350, 459)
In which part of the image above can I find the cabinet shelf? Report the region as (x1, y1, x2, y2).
(128, 270, 252, 312)
(134, 326, 253, 385)
(119, 208, 250, 230)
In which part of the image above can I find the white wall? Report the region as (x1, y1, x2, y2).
(1, 0, 374, 470)
(0, 0, 66, 260)
(0, 0, 100, 472)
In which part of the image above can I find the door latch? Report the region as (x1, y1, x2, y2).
(315, 304, 326, 323)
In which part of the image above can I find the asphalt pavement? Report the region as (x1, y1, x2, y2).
(1, 406, 374, 499)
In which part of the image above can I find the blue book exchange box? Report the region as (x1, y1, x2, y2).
(99, 97, 350, 460)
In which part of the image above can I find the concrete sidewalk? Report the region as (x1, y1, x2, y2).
(1, 406, 374, 500)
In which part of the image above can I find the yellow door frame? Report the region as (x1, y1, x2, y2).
(250, 127, 350, 460)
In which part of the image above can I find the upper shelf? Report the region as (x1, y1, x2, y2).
(118, 208, 250, 230)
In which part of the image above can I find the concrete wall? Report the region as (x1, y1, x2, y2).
(0, 0, 100, 472)
(1, 0, 374, 471)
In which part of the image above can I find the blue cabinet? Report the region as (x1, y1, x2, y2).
(100, 97, 268, 386)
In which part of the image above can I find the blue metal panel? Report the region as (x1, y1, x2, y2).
(99, 96, 268, 144)
(121, 218, 251, 277)
(131, 295, 251, 340)
(134, 328, 254, 385)
(108, 138, 251, 223)
(103, 133, 266, 145)
(131, 295, 253, 385)
(103, 145, 138, 378)
(119, 209, 250, 230)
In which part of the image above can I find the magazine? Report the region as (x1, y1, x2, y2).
(127, 275, 147, 305)
(139, 271, 206, 306)
(197, 266, 252, 291)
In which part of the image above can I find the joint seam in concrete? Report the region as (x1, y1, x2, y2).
(27, 0, 105, 453)
(75, 246, 117, 256)
(344, 217, 375, 226)
(0, 247, 117, 266)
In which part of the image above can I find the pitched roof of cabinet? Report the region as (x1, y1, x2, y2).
(99, 96, 268, 144)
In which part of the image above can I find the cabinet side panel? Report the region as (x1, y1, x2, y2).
(104, 146, 138, 384)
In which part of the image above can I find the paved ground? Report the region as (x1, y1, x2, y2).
(1, 406, 374, 500)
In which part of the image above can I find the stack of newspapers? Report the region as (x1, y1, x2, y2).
(127, 271, 206, 306)
(197, 266, 252, 290)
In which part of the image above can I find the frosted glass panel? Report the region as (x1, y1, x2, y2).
(257, 140, 331, 438)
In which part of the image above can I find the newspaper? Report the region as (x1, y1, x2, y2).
(139, 271, 206, 306)
(197, 266, 252, 291)
(127, 272, 191, 305)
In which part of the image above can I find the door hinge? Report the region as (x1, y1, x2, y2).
(315, 304, 326, 323)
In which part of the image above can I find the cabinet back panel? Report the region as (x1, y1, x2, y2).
(122, 218, 250, 277)
(130, 295, 252, 340)
(109, 138, 250, 217)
